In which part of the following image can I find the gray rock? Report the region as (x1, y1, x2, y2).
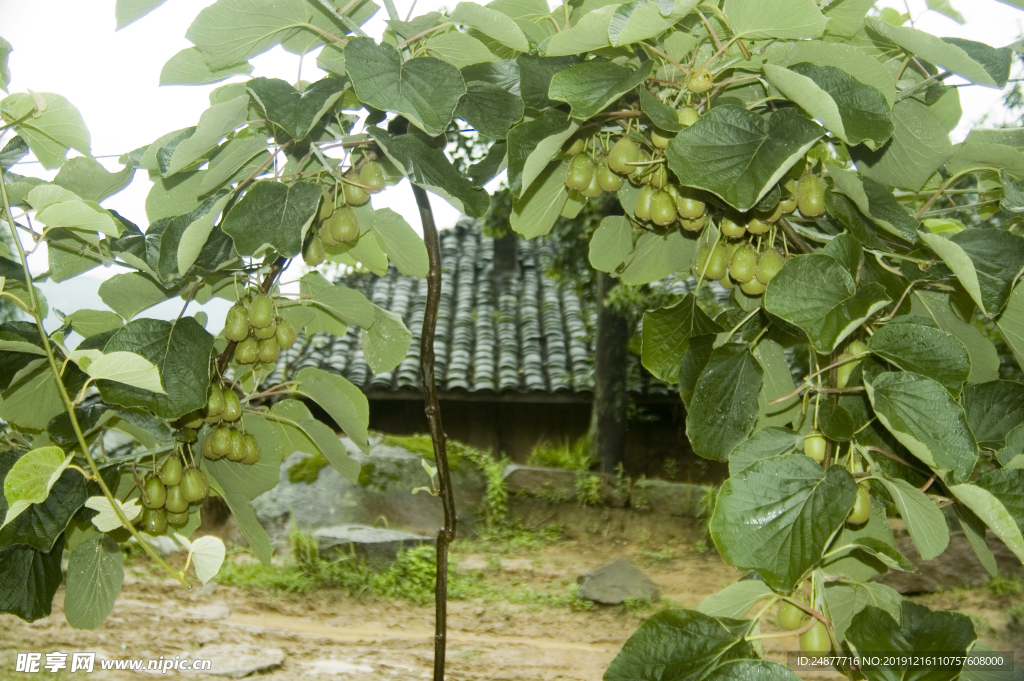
(630, 480, 707, 518)
(503, 465, 621, 505)
(874, 529, 1024, 594)
(313, 524, 435, 564)
(577, 558, 660, 604)
(200, 644, 284, 677)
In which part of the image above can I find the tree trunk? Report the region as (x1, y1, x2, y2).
(589, 271, 629, 473)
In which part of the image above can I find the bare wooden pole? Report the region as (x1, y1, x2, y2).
(412, 183, 456, 681)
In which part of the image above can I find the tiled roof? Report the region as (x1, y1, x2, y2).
(269, 221, 679, 399)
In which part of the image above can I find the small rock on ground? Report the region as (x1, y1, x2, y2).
(313, 524, 435, 564)
(577, 558, 659, 604)
(199, 644, 284, 677)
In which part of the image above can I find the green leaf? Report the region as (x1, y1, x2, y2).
(542, 5, 617, 56)
(222, 180, 321, 257)
(316, 43, 346, 76)
(781, 41, 897, 107)
(704, 660, 802, 681)
(98, 272, 177, 320)
(0, 93, 90, 169)
(0, 361, 80, 431)
(823, 500, 896, 581)
(589, 215, 633, 273)
(997, 284, 1024, 373)
(510, 159, 570, 238)
(27, 185, 121, 239)
(764, 254, 891, 354)
(0, 534, 64, 622)
(181, 534, 225, 585)
(517, 54, 578, 110)
(345, 38, 465, 137)
(604, 609, 756, 681)
(367, 127, 490, 218)
(301, 271, 375, 328)
(296, 367, 371, 452)
(217, 491, 272, 565)
(185, 0, 310, 70)
(686, 343, 763, 462)
(618, 230, 699, 286)
(824, 581, 903, 641)
(912, 290, 999, 384)
(830, 168, 921, 242)
(549, 60, 653, 121)
(696, 580, 774, 619)
(963, 380, 1024, 449)
(281, 0, 378, 55)
(876, 475, 949, 561)
(63, 535, 123, 630)
(54, 157, 134, 203)
(362, 305, 413, 374)
(753, 339, 800, 429)
(847, 603, 975, 680)
(850, 98, 954, 192)
(372, 208, 428, 277)
(68, 349, 164, 394)
(724, 0, 828, 39)
(247, 77, 348, 140)
(455, 78, 525, 140)
(666, 106, 822, 212)
(270, 400, 360, 483)
(0, 36, 10, 93)
(115, 0, 170, 28)
(866, 19, 1011, 88)
(451, 2, 529, 52)
(763, 63, 892, 149)
(727, 427, 799, 477)
(98, 317, 215, 420)
(164, 192, 234, 279)
(639, 87, 682, 133)
(952, 229, 1024, 316)
(0, 450, 86, 552)
(865, 371, 978, 484)
(607, 0, 700, 47)
(506, 109, 577, 197)
(710, 453, 858, 591)
(159, 47, 253, 86)
(947, 141, 1024, 178)
(197, 137, 270, 196)
(2, 447, 73, 529)
(145, 169, 205, 223)
(955, 504, 998, 578)
(867, 322, 970, 392)
(641, 294, 721, 382)
(162, 96, 249, 176)
(952, 469, 1024, 566)
(421, 31, 496, 69)
(84, 496, 142, 532)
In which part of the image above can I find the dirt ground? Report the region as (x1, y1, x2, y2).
(0, 537, 1018, 680)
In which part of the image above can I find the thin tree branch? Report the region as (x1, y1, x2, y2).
(412, 182, 456, 681)
(777, 216, 814, 254)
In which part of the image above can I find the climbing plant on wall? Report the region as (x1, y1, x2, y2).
(3, 0, 1024, 679)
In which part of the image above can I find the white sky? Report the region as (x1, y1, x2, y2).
(0, 0, 1022, 332)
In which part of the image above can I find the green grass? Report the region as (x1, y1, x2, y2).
(527, 436, 594, 471)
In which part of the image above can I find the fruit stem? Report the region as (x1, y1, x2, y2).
(640, 42, 690, 76)
(776, 217, 813, 254)
(0, 163, 190, 589)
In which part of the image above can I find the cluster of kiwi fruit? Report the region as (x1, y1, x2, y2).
(136, 454, 210, 535)
(200, 382, 261, 465)
(777, 599, 832, 653)
(225, 291, 297, 365)
(303, 160, 386, 266)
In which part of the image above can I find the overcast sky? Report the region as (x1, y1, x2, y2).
(0, 0, 1021, 333)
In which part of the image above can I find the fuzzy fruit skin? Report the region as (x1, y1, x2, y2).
(804, 431, 827, 463)
(181, 469, 209, 503)
(836, 351, 857, 388)
(597, 162, 624, 192)
(800, 620, 831, 654)
(211, 426, 233, 457)
(328, 207, 360, 243)
(675, 196, 705, 220)
(647, 165, 668, 189)
(359, 161, 386, 193)
(253, 320, 278, 340)
(304, 235, 326, 266)
(650, 129, 672, 148)
(778, 601, 807, 631)
(257, 338, 281, 363)
(779, 196, 798, 214)
(343, 181, 370, 206)
(221, 389, 242, 422)
(848, 484, 872, 524)
(680, 216, 706, 232)
(164, 484, 189, 514)
(740, 277, 767, 296)
(563, 137, 586, 156)
(628, 150, 650, 183)
(650, 191, 677, 226)
(166, 510, 190, 526)
(181, 411, 204, 430)
(142, 475, 166, 509)
(160, 457, 183, 487)
(581, 167, 604, 198)
(565, 153, 596, 191)
(234, 337, 259, 364)
(677, 107, 700, 126)
(224, 305, 250, 342)
(697, 244, 728, 280)
(227, 428, 247, 462)
(728, 244, 758, 284)
(719, 275, 735, 289)
(318, 190, 335, 221)
(138, 507, 167, 535)
(202, 433, 219, 460)
(797, 175, 827, 217)
(720, 217, 746, 239)
(248, 294, 274, 329)
(634, 185, 656, 221)
(608, 138, 640, 174)
(756, 249, 785, 285)
(276, 320, 297, 350)
(242, 434, 261, 465)
(205, 383, 224, 418)
(746, 218, 771, 235)
(687, 70, 713, 93)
